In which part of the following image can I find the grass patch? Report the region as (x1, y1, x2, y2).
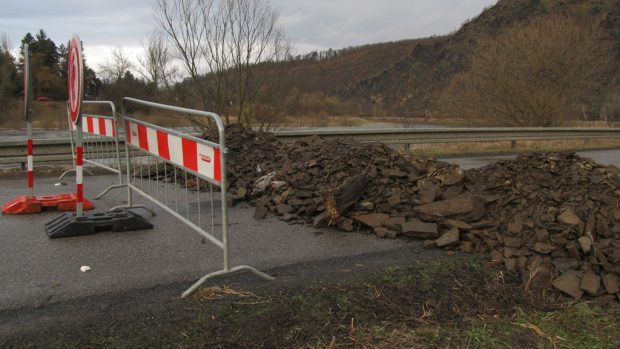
(514, 303, 620, 349)
(406, 138, 620, 158)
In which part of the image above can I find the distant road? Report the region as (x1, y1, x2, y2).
(442, 149, 620, 169)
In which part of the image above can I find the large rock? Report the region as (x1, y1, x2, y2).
(581, 273, 601, 296)
(435, 228, 460, 247)
(352, 213, 390, 228)
(552, 271, 584, 300)
(416, 194, 478, 220)
(602, 274, 619, 294)
(399, 221, 438, 239)
(557, 209, 582, 226)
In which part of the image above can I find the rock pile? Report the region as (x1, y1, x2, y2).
(196, 125, 619, 304)
(463, 153, 620, 304)
(203, 124, 285, 202)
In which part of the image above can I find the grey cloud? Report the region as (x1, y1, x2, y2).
(1, 0, 496, 56)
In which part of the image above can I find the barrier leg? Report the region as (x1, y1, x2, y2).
(181, 266, 275, 299)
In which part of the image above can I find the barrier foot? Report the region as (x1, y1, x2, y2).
(110, 204, 157, 217)
(45, 208, 153, 239)
(181, 265, 275, 299)
(2, 194, 94, 214)
(57, 169, 76, 181)
(57, 168, 95, 182)
(95, 184, 126, 200)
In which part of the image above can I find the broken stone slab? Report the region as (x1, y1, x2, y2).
(435, 228, 460, 248)
(399, 220, 438, 239)
(581, 273, 601, 296)
(533, 242, 557, 254)
(253, 205, 269, 220)
(275, 204, 293, 215)
(503, 237, 522, 248)
(374, 227, 398, 239)
(552, 271, 584, 300)
(352, 213, 390, 228)
(444, 220, 472, 230)
(504, 258, 517, 272)
(383, 216, 406, 231)
(507, 222, 523, 235)
(460, 241, 473, 253)
(416, 194, 476, 219)
(553, 258, 580, 274)
(602, 273, 619, 295)
(578, 236, 593, 255)
(439, 168, 465, 186)
(528, 265, 554, 290)
(337, 218, 354, 232)
(557, 208, 582, 226)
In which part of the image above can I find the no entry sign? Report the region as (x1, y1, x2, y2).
(68, 35, 83, 125)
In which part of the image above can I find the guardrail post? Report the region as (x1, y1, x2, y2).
(511, 140, 517, 149)
(583, 138, 590, 147)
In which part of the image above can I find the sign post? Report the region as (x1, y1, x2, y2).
(68, 35, 84, 217)
(24, 44, 33, 196)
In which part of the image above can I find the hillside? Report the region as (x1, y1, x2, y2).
(273, 0, 620, 119)
(337, 0, 620, 116)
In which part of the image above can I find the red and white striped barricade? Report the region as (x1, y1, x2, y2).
(118, 97, 273, 298)
(2, 43, 93, 214)
(58, 100, 125, 199)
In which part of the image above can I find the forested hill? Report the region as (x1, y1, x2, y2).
(276, 0, 620, 118)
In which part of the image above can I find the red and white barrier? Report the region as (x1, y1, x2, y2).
(125, 120, 222, 183)
(73, 114, 116, 138)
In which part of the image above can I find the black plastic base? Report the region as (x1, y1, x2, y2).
(45, 209, 154, 239)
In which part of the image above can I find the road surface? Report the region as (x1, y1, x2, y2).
(0, 175, 405, 312)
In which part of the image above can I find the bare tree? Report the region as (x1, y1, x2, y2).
(153, 0, 292, 128)
(99, 47, 135, 83)
(138, 30, 177, 91)
(440, 15, 613, 127)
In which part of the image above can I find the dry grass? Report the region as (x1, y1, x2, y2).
(404, 138, 620, 158)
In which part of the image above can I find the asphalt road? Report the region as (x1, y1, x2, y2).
(441, 148, 620, 169)
(0, 174, 404, 311)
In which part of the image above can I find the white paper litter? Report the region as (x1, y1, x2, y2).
(80, 266, 92, 273)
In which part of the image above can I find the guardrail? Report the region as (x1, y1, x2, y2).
(1, 127, 619, 167)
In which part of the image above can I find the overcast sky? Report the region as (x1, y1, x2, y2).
(1, 0, 497, 71)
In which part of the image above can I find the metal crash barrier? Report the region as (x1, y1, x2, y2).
(118, 97, 273, 297)
(58, 100, 124, 199)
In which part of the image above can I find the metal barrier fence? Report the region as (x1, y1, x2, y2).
(58, 100, 124, 199)
(118, 97, 273, 297)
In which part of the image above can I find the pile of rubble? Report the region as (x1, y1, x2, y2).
(463, 153, 620, 303)
(199, 125, 619, 304)
(203, 124, 285, 202)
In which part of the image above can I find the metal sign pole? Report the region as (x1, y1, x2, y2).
(76, 118, 83, 217)
(24, 44, 33, 196)
(68, 35, 84, 218)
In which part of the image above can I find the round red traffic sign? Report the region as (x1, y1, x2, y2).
(68, 35, 83, 125)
